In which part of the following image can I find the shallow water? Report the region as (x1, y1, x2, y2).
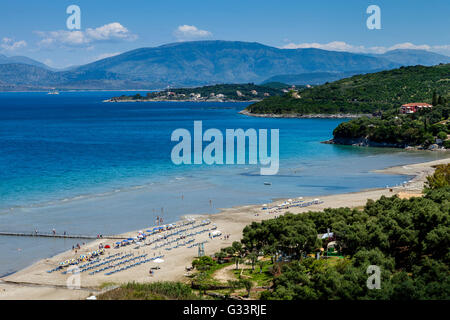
(0, 92, 447, 276)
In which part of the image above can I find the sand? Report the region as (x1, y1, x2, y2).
(0, 157, 448, 300)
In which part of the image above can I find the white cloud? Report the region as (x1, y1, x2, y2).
(36, 22, 137, 47)
(173, 25, 212, 41)
(1, 37, 27, 51)
(281, 41, 450, 56)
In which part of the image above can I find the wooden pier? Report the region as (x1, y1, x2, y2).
(0, 231, 124, 240)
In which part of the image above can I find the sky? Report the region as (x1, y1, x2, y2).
(0, 0, 449, 68)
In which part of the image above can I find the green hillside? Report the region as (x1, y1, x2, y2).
(245, 64, 450, 115)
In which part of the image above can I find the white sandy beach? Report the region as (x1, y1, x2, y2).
(0, 157, 448, 300)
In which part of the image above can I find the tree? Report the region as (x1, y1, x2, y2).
(432, 91, 438, 106)
(240, 279, 253, 298)
(426, 164, 450, 189)
(215, 250, 227, 264)
(257, 260, 265, 274)
(232, 255, 244, 270)
(192, 256, 216, 272)
(247, 252, 258, 271)
(437, 131, 447, 141)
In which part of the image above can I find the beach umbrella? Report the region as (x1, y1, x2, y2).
(115, 241, 121, 244)
(105, 245, 111, 249)
(154, 258, 164, 263)
(288, 199, 292, 202)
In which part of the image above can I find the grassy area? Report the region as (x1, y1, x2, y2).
(97, 281, 200, 300)
(204, 262, 234, 277)
(232, 263, 274, 287)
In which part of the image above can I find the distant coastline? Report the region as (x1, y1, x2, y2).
(104, 98, 262, 103)
(239, 109, 370, 119)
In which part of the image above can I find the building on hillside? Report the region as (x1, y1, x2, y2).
(400, 102, 433, 114)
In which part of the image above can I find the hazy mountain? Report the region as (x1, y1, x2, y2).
(1, 41, 447, 91)
(370, 49, 450, 66)
(262, 71, 371, 86)
(0, 54, 54, 70)
(71, 41, 399, 87)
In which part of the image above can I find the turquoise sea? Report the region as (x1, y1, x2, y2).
(0, 91, 447, 276)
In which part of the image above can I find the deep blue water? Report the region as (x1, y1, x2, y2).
(0, 91, 447, 276)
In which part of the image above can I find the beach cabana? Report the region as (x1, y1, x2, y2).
(211, 230, 222, 237)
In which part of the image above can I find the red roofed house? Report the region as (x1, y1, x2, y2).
(400, 103, 433, 114)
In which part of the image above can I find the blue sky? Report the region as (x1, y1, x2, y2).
(1, 0, 449, 68)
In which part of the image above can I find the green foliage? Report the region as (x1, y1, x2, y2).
(98, 281, 198, 300)
(192, 256, 217, 271)
(437, 131, 448, 140)
(246, 64, 450, 115)
(241, 184, 450, 300)
(426, 164, 450, 189)
(332, 105, 449, 147)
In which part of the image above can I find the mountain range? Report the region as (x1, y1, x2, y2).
(0, 41, 449, 91)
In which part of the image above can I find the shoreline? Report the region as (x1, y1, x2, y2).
(0, 157, 449, 300)
(238, 109, 371, 119)
(103, 98, 260, 103)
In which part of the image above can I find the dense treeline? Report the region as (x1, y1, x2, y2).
(332, 103, 450, 148)
(237, 165, 450, 300)
(246, 64, 450, 115)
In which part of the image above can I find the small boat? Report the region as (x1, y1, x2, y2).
(47, 89, 59, 95)
(264, 182, 271, 185)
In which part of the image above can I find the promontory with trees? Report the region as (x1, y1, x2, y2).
(106, 83, 289, 103)
(244, 63, 450, 149)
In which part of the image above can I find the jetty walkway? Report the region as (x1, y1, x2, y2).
(0, 231, 124, 240)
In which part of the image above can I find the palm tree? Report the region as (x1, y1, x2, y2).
(240, 279, 253, 298)
(247, 252, 258, 271)
(232, 255, 243, 270)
